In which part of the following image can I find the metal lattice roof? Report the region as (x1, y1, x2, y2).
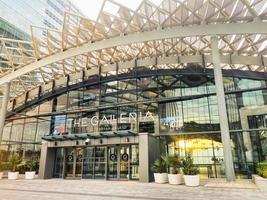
(0, 0, 267, 99)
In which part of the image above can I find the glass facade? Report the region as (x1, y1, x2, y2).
(0, 0, 81, 40)
(1, 66, 267, 178)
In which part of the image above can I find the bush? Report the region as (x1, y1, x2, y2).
(9, 153, 21, 172)
(162, 154, 181, 174)
(182, 155, 199, 175)
(26, 160, 39, 172)
(151, 159, 166, 173)
(17, 160, 39, 173)
(17, 160, 28, 173)
(256, 162, 267, 178)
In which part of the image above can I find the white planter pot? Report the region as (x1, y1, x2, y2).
(168, 174, 182, 185)
(0, 172, 3, 179)
(8, 172, 19, 180)
(25, 171, 36, 180)
(184, 175, 200, 187)
(154, 173, 168, 184)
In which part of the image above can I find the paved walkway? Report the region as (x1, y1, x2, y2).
(0, 179, 266, 200)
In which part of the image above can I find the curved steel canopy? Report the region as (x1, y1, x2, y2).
(0, 0, 267, 99)
(7, 67, 267, 119)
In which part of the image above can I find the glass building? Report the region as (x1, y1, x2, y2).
(0, 0, 81, 40)
(1, 64, 267, 180)
(0, 0, 266, 182)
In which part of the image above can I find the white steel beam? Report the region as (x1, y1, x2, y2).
(0, 21, 266, 85)
(211, 36, 236, 182)
(0, 82, 10, 144)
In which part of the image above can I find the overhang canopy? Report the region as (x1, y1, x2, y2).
(0, 0, 267, 99)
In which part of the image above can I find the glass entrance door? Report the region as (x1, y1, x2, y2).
(65, 148, 83, 179)
(107, 146, 118, 179)
(120, 146, 130, 180)
(94, 147, 106, 179)
(62, 145, 138, 180)
(75, 148, 83, 178)
(82, 146, 106, 179)
(107, 146, 131, 180)
(83, 147, 94, 179)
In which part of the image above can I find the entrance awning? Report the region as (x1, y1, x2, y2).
(41, 130, 137, 141)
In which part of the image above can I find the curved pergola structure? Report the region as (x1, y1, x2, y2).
(0, 0, 266, 99)
(0, 0, 267, 182)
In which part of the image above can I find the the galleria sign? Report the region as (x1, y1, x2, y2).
(67, 111, 155, 127)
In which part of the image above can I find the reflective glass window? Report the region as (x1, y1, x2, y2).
(51, 115, 66, 135)
(56, 93, 68, 111)
(39, 100, 52, 114)
(68, 89, 83, 110)
(2, 122, 12, 141)
(118, 105, 137, 131)
(137, 76, 158, 100)
(100, 81, 117, 105)
(159, 101, 183, 134)
(36, 117, 51, 141)
(82, 85, 99, 108)
(117, 79, 137, 103)
(99, 108, 117, 132)
(10, 119, 24, 142)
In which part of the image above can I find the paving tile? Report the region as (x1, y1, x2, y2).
(0, 179, 266, 200)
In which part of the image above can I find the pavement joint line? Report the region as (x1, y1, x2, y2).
(0, 188, 185, 200)
(202, 186, 260, 191)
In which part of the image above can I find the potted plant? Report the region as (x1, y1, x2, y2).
(8, 153, 21, 180)
(25, 160, 39, 179)
(163, 154, 182, 185)
(0, 161, 3, 179)
(151, 159, 168, 183)
(182, 155, 200, 186)
(252, 162, 267, 190)
(256, 162, 267, 178)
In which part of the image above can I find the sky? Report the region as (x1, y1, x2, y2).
(70, 0, 163, 20)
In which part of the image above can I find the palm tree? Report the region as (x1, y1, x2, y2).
(162, 154, 181, 174)
(9, 153, 21, 172)
(151, 159, 166, 173)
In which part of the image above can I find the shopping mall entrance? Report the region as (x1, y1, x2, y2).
(65, 148, 83, 179)
(40, 133, 159, 182)
(57, 144, 139, 180)
(107, 145, 139, 180)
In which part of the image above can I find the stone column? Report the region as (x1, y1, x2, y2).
(211, 36, 236, 182)
(38, 142, 56, 179)
(139, 132, 160, 182)
(0, 82, 11, 145)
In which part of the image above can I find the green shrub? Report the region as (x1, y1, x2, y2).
(256, 162, 267, 178)
(9, 153, 21, 172)
(13, 159, 40, 173)
(26, 160, 39, 172)
(17, 160, 28, 173)
(182, 155, 199, 175)
(162, 154, 181, 174)
(151, 159, 166, 173)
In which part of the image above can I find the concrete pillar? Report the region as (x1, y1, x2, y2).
(139, 133, 160, 182)
(211, 36, 236, 182)
(0, 82, 11, 145)
(38, 142, 56, 179)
